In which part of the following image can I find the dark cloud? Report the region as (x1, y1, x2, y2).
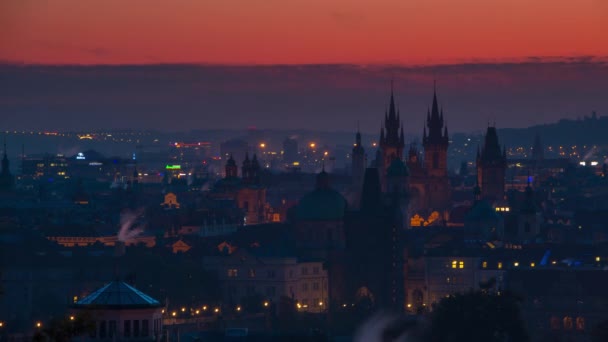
(1, 58, 607, 134)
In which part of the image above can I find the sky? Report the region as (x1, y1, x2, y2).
(1, 0, 607, 132)
(2, 0, 607, 65)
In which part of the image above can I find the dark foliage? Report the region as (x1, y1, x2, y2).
(425, 290, 528, 342)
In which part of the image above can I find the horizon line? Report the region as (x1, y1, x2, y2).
(2, 55, 608, 68)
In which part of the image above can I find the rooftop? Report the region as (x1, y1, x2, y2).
(74, 281, 162, 309)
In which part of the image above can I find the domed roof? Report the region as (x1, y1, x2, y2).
(466, 200, 501, 221)
(387, 158, 409, 177)
(296, 188, 347, 221)
(296, 170, 346, 221)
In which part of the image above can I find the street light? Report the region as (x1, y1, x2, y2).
(69, 316, 75, 321)
(263, 301, 269, 307)
(36, 322, 42, 328)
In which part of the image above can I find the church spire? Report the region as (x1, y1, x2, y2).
(424, 84, 448, 146)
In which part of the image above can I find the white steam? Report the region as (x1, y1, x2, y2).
(117, 209, 145, 242)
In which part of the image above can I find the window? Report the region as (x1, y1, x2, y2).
(563, 316, 573, 330)
(459, 261, 464, 269)
(133, 320, 140, 337)
(99, 321, 107, 338)
(243, 201, 249, 211)
(313, 282, 320, 291)
(227, 268, 238, 277)
(550, 316, 560, 330)
(267, 269, 276, 278)
(302, 267, 309, 275)
(302, 283, 309, 292)
(313, 266, 319, 275)
(451, 260, 457, 269)
(249, 268, 256, 278)
(498, 262, 503, 269)
(482, 261, 487, 269)
(124, 320, 131, 338)
(266, 286, 276, 296)
(109, 320, 116, 338)
(142, 320, 149, 337)
(576, 317, 585, 331)
(89, 322, 97, 338)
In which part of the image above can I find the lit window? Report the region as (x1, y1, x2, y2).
(482, 261, 487, 269)
(563, 316, 573, 330)
(459, 261, 464, 269)
(596, 256, 601, 262)
(576, 317, 585, 331)
(498, 262, 503, 269)
(451, 260, 457, 269)
(530, 262, 535, 268)
(227, 269, 238, 277)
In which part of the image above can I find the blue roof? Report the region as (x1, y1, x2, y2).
(74, 281, 161, 309)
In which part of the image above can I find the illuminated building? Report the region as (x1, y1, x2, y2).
(71, 281, 164, 341)
(203, 247, 328, 314)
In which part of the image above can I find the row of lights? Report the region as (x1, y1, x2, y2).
(164, 301, 272, 317)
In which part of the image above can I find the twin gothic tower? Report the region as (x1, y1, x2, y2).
(352, 85, 451, 212)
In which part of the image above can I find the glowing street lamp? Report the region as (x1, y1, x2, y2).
(69, 316, 75, 321)
(36, 322, 42, 328)
(259, 143, 266, 148)
(236, 306, 241, 312)
(263, 301, 269, 307)
(309, 143, 316, 149)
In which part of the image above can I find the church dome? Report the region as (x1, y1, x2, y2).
(387, 158, 409, 177)
(296, 170, 347, 221)
(466, 200, 501, 221)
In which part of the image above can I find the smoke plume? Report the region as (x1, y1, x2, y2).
(117, 208, 145, 242)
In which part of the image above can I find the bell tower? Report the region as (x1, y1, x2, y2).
(422, 85, 450, 209)
(379, 83, 405, 192)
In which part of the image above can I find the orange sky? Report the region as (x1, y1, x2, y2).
(1, 0, 607, 65)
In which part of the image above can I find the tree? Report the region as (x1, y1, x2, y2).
(32, 313, 95, 342)
(425, 290, 528, 342)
